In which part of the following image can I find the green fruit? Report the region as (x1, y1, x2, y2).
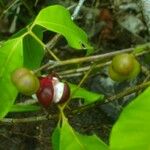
(127, 59, 141, 80)
(109, 53, 141, 82)
(112, 53, 134, 76)
(11, 68, 40, 95)
(108, 65, 127, 82)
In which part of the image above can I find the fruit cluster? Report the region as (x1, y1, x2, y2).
(108, 53, 141, 82)
(11, 68, 70, 107)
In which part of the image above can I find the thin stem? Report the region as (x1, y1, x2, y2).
(45, 47, 60, 61)
(29, 31, 45, 47)
(58, 61, 111, 75)
(106, 81, 150, 102)
(0, 115, 48, 124)
(29, 31, 59, 61)
(71, 0, 86, 19)
(16, 99, 37, 105)
(60, 72, 83, 78)
(46, 34, 61, 50)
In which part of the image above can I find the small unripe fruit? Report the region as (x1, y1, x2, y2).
(108, 65, 127, 82)
(127, 59, 141, 80)
(11, 68, 40, 95)
(112, 53, 134, 75)
(109, 53, 141, 82)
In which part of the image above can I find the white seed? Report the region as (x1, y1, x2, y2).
(53, 82, 64, 103)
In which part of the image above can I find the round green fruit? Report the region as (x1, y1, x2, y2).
(127, 59, 141, 80)
(11, 68, 40, 95)
(112, 53, 134, 76)
(109, 53, 141, 82)
(108, 65, 127, 82)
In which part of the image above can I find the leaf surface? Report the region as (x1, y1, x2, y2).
(34, 5, 93, 54)
(23, 34, 44, 69)
(110, 87, 150, 150)
(52, 115, 108, 150)
(0, 38, 23, 118)
(69, 83, 104, 104)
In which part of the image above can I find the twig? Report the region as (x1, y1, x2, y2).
(58, 61, 111, 75)
(106, 81, 150, 102)
(0, 114, 55, 124)
(46, 34, 61, 50)
(71, 0, 86, 19)
(29, 31, 60, 61)
(60, 72, 83, 78)
(16, 99, 37, 105)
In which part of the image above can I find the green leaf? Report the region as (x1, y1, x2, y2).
(109, 87, 150, 150)
(23, 34, 44, 70)
(0, 38, 23, 118)
(52, 115, 108, 150)
(34, 5, 93, 54)
(10, 104, 40, 112)
(69, 83, 104, 104)
(12, 25, 44, 70)
(11, 27, 28, 39)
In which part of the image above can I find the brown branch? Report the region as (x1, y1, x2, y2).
(0, 114, 56, 124)
(106, 81, 150, 102)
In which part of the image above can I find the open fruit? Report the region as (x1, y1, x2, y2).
(36, 75, 70, 108)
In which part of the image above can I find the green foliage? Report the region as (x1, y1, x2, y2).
(34, 5, 93, 54)
(23, 28, 44, 70)
(108, 53, 141, 82)
(0, 38, 23, 118)
(109, 87, 150, 150)
(52, 114, 108, 150)
(69, 83, 104, 104)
